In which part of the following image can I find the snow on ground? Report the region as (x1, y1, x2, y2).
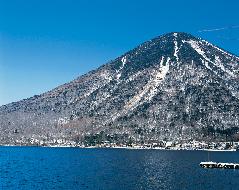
(204, 60, 212, 71)
(214, 56, 235, 76)
(173, 33, 179, 62)
(186, 40, 205, 56)
(125, 71, 141, 83)
(121, 56, 127, 67)
(84, 70, 113, 98)
(116, 56, 127, 80)
(108, 57, 171, 123)
(185, 40, 235, 77)
(57, 117, 69, 125)
(124, 57, 170, 111)
(91, 91, 111, 108)
(201, 40, 239, 61)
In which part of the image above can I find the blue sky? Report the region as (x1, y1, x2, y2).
(0, 0, 239, 106)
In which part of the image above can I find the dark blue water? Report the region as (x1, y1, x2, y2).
(0, 147, 239, 190)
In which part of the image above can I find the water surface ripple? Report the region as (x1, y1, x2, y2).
(0, 147, 238, 190)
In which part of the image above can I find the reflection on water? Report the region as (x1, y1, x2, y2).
(0, 147, 239, 190)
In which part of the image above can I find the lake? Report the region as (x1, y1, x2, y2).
(0, 147, 239, 190)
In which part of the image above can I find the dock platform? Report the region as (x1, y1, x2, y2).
(200, 161, 239, 169)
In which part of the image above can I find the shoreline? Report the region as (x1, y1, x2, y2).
(0, 144, 237, 151)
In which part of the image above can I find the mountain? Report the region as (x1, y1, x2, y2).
(0, 32, 239, 145)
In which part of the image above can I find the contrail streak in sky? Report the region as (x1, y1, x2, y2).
(198, 25, 239, 33)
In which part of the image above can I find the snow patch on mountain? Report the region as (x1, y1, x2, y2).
(214, 56, 235, 76)
(173, 33, 179, 62)
(186, 40, 235, 77)
(124, 57, 170, 111)
(185, 40, 205, 56)
(121, 56, 127, 67)
(58, 117, 70, 125)
(91, 91, 111, 108)
(201, 40, 239, 60)
(108, 57, 172, 123)
(202, 59, 212, 71)
(125, 71, 141, 83)
(84, 70, 113, 98)
(116, 56, 127, 80)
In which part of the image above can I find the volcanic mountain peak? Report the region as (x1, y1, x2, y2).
(0, 32, 239, 145)
(110, 32, 239, 88)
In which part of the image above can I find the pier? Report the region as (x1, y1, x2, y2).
(200, 161, 239, 169)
